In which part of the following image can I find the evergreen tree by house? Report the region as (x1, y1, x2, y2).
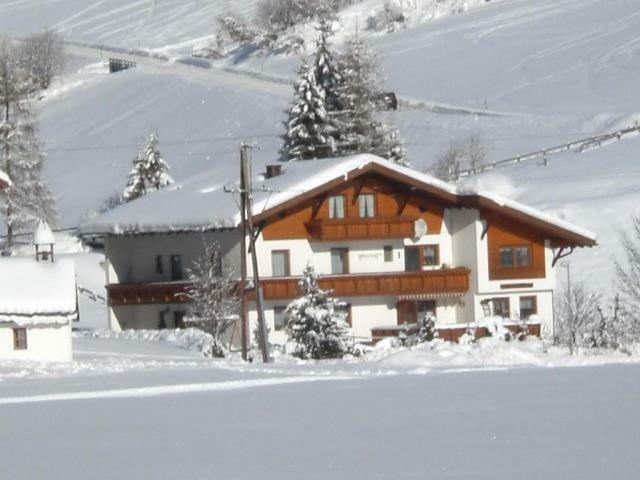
(335, 36, 409, 166)
(285, 263, 351, 359)
(0, 38, 56, 250)
(281, 60, 338, 161)
(179, 241, 240, 358)
(122, 131, 174, 202)
(313, 19, 342, 112)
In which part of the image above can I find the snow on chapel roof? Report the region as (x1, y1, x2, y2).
(33, 220, 56, 246)
(78, 154, 595, 246)
(0, 257, 77, 326)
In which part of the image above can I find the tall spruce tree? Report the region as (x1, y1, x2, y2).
(281, 60, 337, 161)
(335, 36, 409, 166)
(0, 38, 56, 249)
(313, 19, 342, 113)
(122, 130, 173, 202)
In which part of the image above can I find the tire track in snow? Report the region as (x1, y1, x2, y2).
(0, 375, 356, 406)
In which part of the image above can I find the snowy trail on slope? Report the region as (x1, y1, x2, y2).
(0, 375, 357, 405)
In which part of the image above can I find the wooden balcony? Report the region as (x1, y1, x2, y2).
(258, 267, 470, 301)
(306, 216, 416, 241)
(107, 281, 191, 306)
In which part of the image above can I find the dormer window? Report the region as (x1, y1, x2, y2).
(328, 195, 345, 219)
(358, 193, 375, 218)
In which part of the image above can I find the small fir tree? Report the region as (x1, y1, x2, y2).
(281, 60, 337, 161)
(285, 263, 351, 359)
(179, 241, 240, 358)
(122, 130, 173, 202)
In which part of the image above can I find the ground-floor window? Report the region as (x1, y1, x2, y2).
(273, 306, 287, 331)
(482, 297, 510, 318)
(335, 303, 352, 327)
(174, 311, 186, 328)
(13, 328, 27, 350)
(519, 296, 537, 319)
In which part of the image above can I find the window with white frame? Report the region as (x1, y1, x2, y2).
(358, 193, 375, 218)
(273, 306, 287, 331)
(328, 195, 345, 219)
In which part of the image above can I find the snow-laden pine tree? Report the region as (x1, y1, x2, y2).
(122, 130, 173, 202)
(285, 263, 351, 359)
(179, 241, 240, 358)
(0, 38, 56, 249)
(281, 60, 337, 161)
(335, 36, 409, 166)
(314, 19, 342, 113)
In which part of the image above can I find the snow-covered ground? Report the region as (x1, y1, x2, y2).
(1, 334, 640, 479)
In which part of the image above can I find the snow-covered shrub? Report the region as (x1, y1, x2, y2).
(179, 241, 240, 358)
(432, 134, 487, 181)
(285, 263, 351, 359)
(417, 313, 438, 343)
(616, 216, 640, 341)
(17, 30, 65, 91)
(256, 0, 345, 32)
(217, 14, 262, 45)
(366, 1, 406, 33)
(554, 283, 602, 354)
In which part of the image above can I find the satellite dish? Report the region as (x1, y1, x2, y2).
(414, 219, 428, 239)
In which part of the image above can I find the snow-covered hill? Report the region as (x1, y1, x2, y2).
(3, 0, 640, 290)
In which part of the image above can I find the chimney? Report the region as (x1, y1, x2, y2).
(33, 219, 55, 263)
(265, 164, 283, 179)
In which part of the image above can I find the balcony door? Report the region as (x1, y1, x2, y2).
(404, 246, 421, 272)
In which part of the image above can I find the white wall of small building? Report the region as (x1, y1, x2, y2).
(0, 323, 72, 362)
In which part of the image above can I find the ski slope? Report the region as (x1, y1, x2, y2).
(1, 0, 639, 289)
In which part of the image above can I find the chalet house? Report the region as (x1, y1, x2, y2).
(0, 221, 77, 362)
(79, 155, 595, 344)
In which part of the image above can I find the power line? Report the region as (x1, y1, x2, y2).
(42, 132, 281, 153)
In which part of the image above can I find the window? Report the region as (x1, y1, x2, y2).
(273, 306, 287, 331)
(491, 298, 510, 318)
(174, 311, 186, 329)
(271, 250, 290, 277)
(383, 245, 393, 262)
(13, 328, 27, 350)
(499, 247, 514, 268)
(515, 246, 530, 267)
(170, 255, 183, 281)
(405, 245, 440, 272)
(499, 245, 531, 269)
(519, 296, 537, 319)
(158, 310, 168, 329)
(358, 193, 375, 218)
(155, 255, 164, 274)
(331, 248, 349, 274)
(422, 245, 439, 267)
(328, 195, 345, 219)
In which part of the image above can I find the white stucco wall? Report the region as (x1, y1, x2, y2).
(0, 323, 72, 362)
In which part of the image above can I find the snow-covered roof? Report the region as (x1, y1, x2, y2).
(33, 220, 56, 246)
(0, 257, 78, 326)
(79, 154, 595, 245)
(0, 169, 10, 189)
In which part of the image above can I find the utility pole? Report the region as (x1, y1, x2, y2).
(240, 144, 270, 363)
(239, 148, 249, 361)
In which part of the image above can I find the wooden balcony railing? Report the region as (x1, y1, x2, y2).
(257, 267, 470, 300)
(108, 268, 470, 306)
(107, 281, 191, 306)
(306, 216, 416, 241)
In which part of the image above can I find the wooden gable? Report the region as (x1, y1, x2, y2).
(261, 173, 447, 241)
